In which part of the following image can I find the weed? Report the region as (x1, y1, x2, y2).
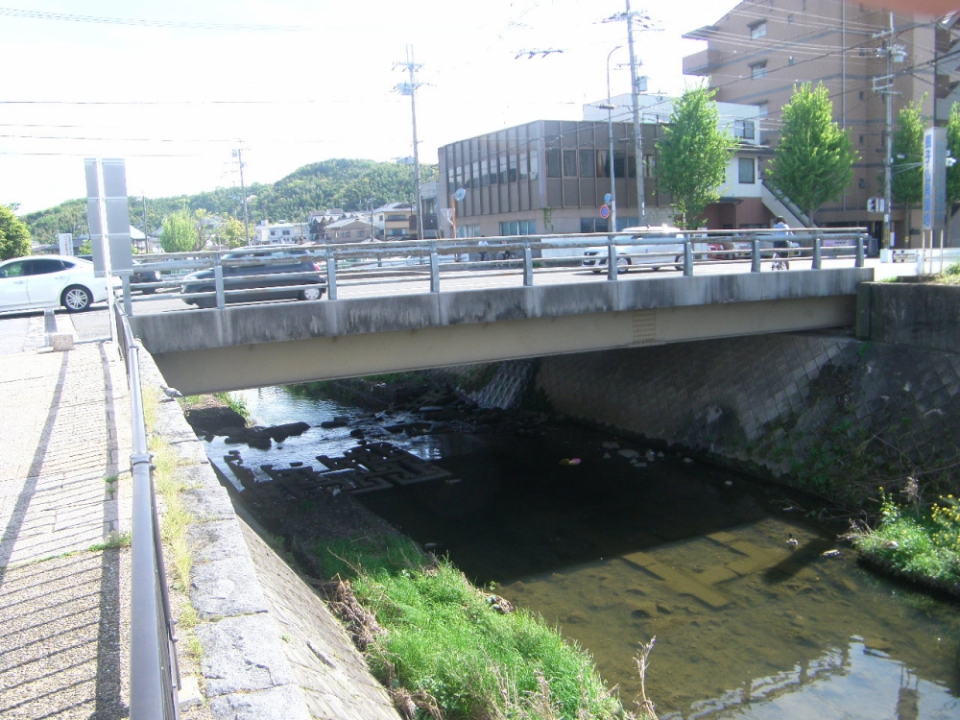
(88, 531, 131, 552)
(214, 391, 249, 420)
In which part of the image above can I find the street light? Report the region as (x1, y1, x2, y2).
(603, 45, 622, 232)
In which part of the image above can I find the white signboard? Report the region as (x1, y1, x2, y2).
(923, 127, 947, 232)
(58, 233, 73, 256)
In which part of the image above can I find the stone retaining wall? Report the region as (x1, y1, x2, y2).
(138, 348, 399, 720)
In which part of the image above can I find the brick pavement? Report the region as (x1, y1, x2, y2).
(0, 313, 130, 719)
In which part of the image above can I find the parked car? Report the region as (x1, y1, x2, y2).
(131, 259, 161, 294)
(180, 247, 326, 308)
(0, 255, 114, 313)
(582, 227, 689, 273)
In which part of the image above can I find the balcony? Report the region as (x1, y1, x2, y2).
(683, 48, 722, 76)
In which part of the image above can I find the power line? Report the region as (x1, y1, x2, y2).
(0, 6, 308, 32)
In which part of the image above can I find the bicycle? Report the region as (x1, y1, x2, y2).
(770, 252, 789, 271)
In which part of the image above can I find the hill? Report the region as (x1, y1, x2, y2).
(22, 158, 439, 246)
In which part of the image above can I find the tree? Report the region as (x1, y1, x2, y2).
(0, 205, 31, 260)
(766, 82, 858, 225)
(219, 216, 247, 249)
(946, 102, 960, 208)
(656, 87, 738, 229)
(890, 100, 925, 241)
(159, 210, 198, 253)
(193, 209, 214, 251)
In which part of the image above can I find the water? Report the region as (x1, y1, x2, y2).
(210, 386, 960, 720)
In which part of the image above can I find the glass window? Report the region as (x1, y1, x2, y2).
(546, 149, 561, 178)
(529, 152, 539, 180)
(750, 61, 767, 79)
(580, 218, 609, 233)
(499, 154, 508, 184)
(499, 220, 537, 236)
(26, 259, 67, 275)
(563, 150, 578, 177)
(508, 154, 518, 182)
(750, 21, 766, 39)
(738, 157, 756, 184)
(481, 159, 489, 187)
(579, 150, 596, 177)
(519, 152, 528, 181)
(644, 154, 657, 177)
(734, 120, 755, 140)
(0, 261, 26, 278)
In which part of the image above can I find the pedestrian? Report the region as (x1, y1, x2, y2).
(477, 237, 488, 262)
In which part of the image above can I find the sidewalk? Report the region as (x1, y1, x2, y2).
(0, 313, 131, 719)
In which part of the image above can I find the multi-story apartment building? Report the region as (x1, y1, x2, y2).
(683, 1, 960, 245)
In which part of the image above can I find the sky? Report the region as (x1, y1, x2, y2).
(0, 0, 742, 215)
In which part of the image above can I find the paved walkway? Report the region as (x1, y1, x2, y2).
(0, 313, 131, 719)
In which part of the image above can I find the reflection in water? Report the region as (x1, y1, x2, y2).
(217, 387, 960, 720)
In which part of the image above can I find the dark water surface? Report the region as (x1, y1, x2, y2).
(212, 387, 960, 720)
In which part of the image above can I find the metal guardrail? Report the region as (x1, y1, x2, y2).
(122, 228, 870, 309)
(115, 304, 180, 720)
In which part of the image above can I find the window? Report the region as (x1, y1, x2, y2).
(734, 119, 755, 140)
(750, 21, 766, 39)
(644, 154, 657, 177)
(738, 157, 756, 184)
(563, 150, 578, 177)
(499, 220, 537, 235)
(750, 61, 767, 79)
(580, 218, 609, 233)
(579, 149, 596, 177)
(546, 149, 562, 178)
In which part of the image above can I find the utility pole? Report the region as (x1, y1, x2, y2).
(601, 46, 622, 232)
(395, 46, 424, 241)
(232, 146, 251, 245)
(604, 3, 656, 225)
(874, 13, 905, 249)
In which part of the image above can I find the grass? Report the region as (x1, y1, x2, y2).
(854, 489, 960, 587)
(214, 391, 249, 419)
(313, 533, 638, 720)
(938, 259, 960, 285)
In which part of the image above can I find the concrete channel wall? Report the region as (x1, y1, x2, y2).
(138, 349, 400, 720)
(857, 281, 960, 353)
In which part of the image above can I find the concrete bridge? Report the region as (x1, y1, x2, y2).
(129, 267, 872, 396)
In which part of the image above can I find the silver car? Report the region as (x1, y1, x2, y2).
(582, 227, 687, 273)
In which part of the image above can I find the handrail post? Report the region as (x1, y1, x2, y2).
(325, 248, 338, 301)
(122, 275, 133, 316)
(751, 239, 761, 273)
(813, 236, 822, 269)
(856, 235, 865, 267)
(214, 265, 225, 310)
(522, 240, 533, 287)
(429, 242, 440, 293)
(607, 236, 619, 281)
(683, 241, 693, 277)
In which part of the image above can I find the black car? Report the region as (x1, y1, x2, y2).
(132, 259, 161, 294)
(181, 247, 327, 308)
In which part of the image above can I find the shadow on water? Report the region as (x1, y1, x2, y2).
(217, 387, 960, 720)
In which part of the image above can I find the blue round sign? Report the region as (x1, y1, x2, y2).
(600, 204, 610, 219)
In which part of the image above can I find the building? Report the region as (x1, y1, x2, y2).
(438, 95, 779, 238)
(257, 221, 308, 245)
(374, 202, 416, 240)
(323, 216, 374, 243)
(683, 1, 960, 244)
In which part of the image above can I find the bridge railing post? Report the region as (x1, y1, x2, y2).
(522, 240, 533, 287)
(607, 236, 619, 281)
(812, 236, 822, 269)
(856, 235, 865, 267)
(429, 243, 440, 293)
(751, 240, 761, 273)
(683, 241, 694, 277)
(214, 265, 225, 309)
(325, 249, 338, 300)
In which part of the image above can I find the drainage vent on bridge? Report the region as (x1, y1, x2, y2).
(631, 310, 658, 346)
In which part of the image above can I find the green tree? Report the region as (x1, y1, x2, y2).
(890, 100, 925, 240)
(656, 87, 738, 229)
(0, 205, 31, 260)
(159, 210, 198, 253)
(946, 102, 960, 208)
(766, 82, 858, 226)
(219, 216, 247, 248)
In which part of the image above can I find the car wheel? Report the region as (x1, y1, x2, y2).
(141, 287, 157, 295)
(301, 285, 323, 301)
(62, 285, 92, 312)
(616, 257, 629, 274)
(194, 286, 216, 309)
(674, 255, 684, 272)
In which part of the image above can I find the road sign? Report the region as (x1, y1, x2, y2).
(604, 193, 612, 204)
(453, 188, 466, 202)
(600, 204, 610, 219)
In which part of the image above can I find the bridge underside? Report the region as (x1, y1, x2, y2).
(135, 273, 864, 394)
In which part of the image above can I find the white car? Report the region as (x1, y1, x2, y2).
(582, 226, 689, 273)
(0, 255, 113, 313)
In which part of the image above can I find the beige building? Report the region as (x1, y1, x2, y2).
(683, 1, 960, 245)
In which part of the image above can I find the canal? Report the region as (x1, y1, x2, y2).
(206, 385, 960, 720)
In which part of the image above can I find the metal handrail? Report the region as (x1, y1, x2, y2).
(123, 228, 871, 309)
(115, 303, 180, 720)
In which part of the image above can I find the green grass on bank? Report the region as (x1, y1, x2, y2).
(312, 535, 638, 720)
(854, 489, 960, 587)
